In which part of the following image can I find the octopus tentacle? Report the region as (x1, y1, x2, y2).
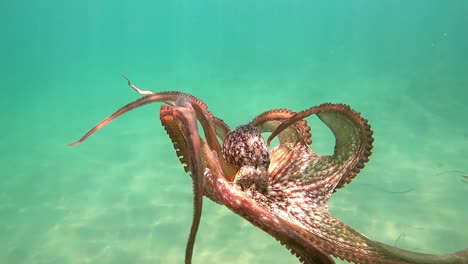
(267, 103, 373, 190)
(250, 109, 312, 145)
(159, 108, 232, 173)
(294, 209, 412, 264)
(160, 105, 191, 172)
(121, 76, 236, 179)
(213, 116, 231, 140)
(67, 90, 227, 165)
(315, 103, 373, 190)
(67, 92, 206, 146)
(167, 99, 205, 264)
(159, 104, 239, 263)
(68, 76, 222, 158)
(372, 241, 468, 264)
(309, 211, 468, 263)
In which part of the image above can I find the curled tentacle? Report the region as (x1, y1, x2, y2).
(251, 109, 312, 145)
(316, 103, 373, 189)
(267, 103, 373, 190)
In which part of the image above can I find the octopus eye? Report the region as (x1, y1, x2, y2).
(222, 124, 270, 169)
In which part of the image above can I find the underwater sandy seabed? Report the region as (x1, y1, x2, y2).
(0, 61, 466, 264)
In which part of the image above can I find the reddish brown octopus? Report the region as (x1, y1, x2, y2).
(69, 76, 468, 264)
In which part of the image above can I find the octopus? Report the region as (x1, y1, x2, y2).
(69, 76, 468, 264)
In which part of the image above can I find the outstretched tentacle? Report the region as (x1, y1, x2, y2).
(267, 103, 373, 190)
(372, 241, 468, 264)
(291, 207, 468, 264)
(68, 92, 196, 146)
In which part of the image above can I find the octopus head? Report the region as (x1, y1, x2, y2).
(222, 124, 270, 194)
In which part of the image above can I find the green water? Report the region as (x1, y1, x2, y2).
(1, 1, 467, 263)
